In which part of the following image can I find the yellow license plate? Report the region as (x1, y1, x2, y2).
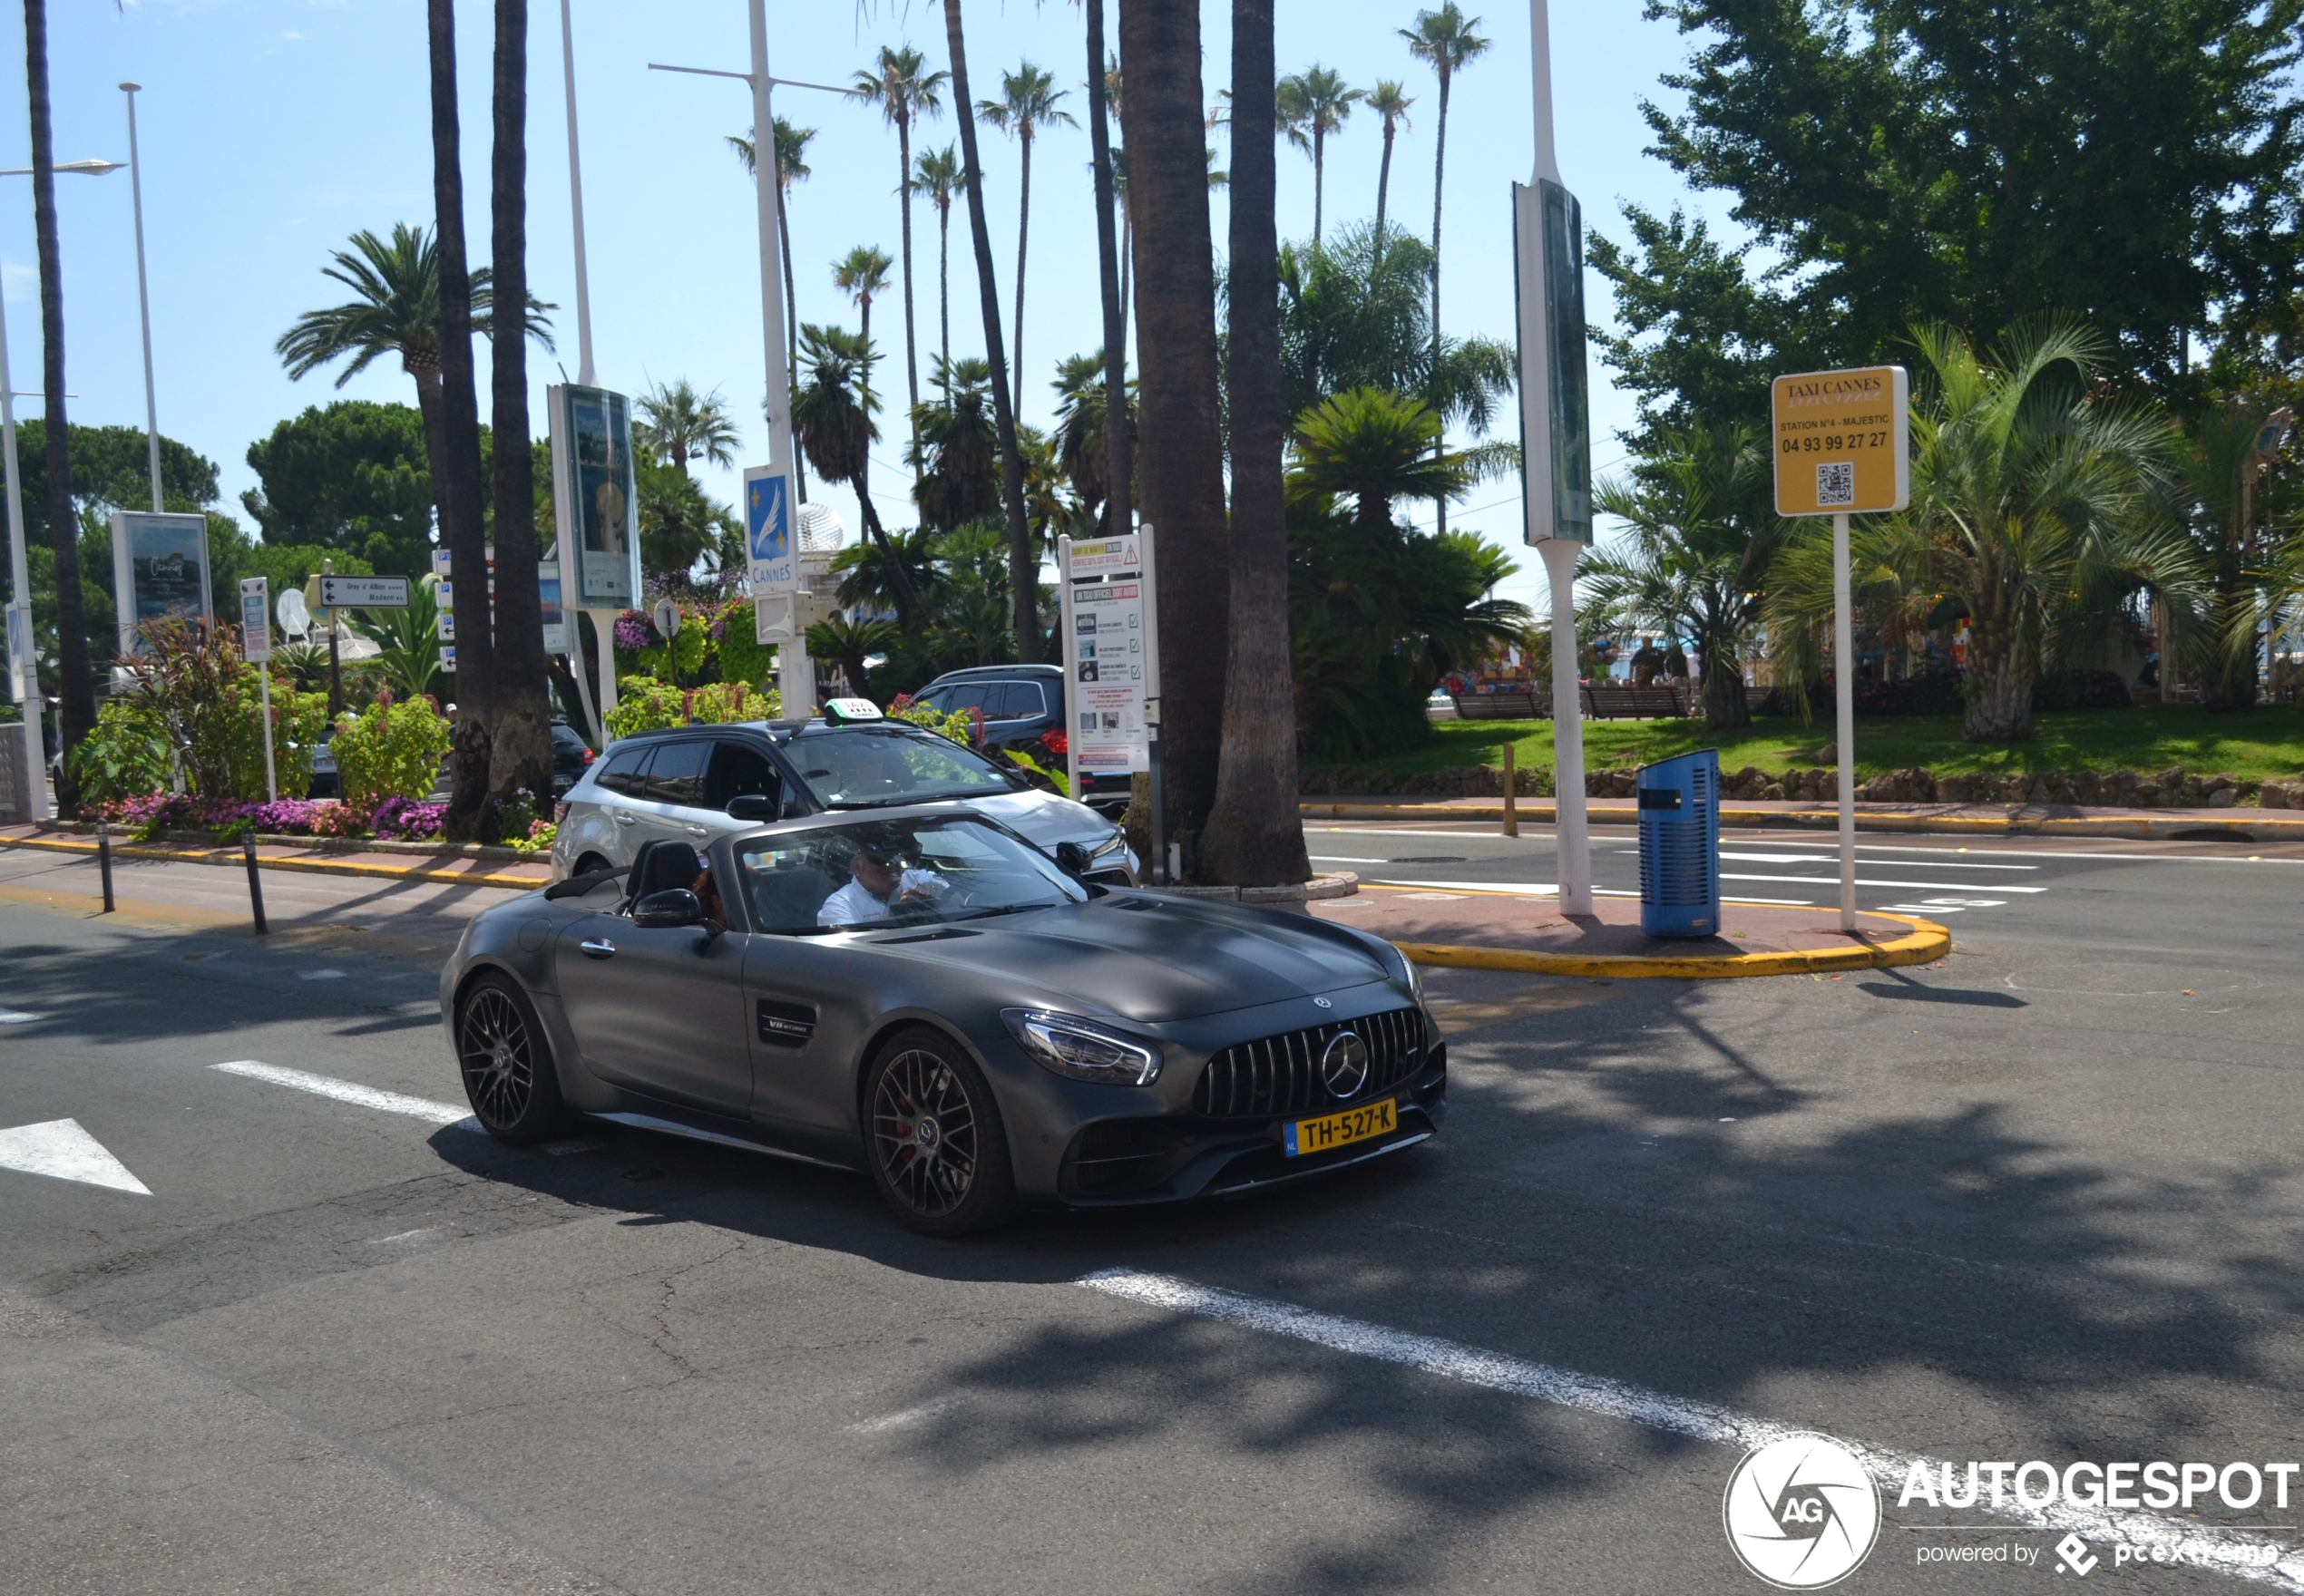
(1284, 1098, 1398, 1157)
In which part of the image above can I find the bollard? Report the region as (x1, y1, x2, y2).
(1501, 744, 1519, 837)
(96, 822, 114, 913)
(241, 833, 268, 935)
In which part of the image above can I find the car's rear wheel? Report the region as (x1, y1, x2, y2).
(455, 972, 568, 1143)
(863, 1027, 1017, 1237)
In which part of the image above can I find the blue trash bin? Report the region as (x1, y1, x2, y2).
(1637, 750, 1721, 939)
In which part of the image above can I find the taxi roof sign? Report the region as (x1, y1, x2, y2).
(1771, 365, 1909, 517)
(822, 697, 883, 724)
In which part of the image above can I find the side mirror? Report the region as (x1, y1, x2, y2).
(1054, 841, 1092, 877)
(726, 793, 777, 822)
(631, 888, 705, 929)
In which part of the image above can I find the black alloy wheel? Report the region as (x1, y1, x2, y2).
(864, 1027, 1017, 1237)
(455, 973, 568, 1143)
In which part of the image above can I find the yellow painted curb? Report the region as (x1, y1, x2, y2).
(1301, 800, 2300, 841)
(1383, 910, 1948, 980)
(0, 833, 547, 891)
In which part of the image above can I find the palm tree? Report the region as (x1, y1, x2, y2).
(913, 356, 1001, 533)
(635, 380, 740, 476)
(1292, 388, 1471, 532)
(793, 323, 922, 631)
(1274, 66, 1359, 249)
(1584, 423, 1783, 729)
(729, 117, 816, 498)
(2172, 399, 2286, 710)
(1118, 0, 1230, 844)
(1052, 351, 1134, 523)
(934, 0, 1042, 664)
(1402, 4, 1489, 535)
(805, 612, 903, 698)
(1199, 0, 1309, 889)
(978, 62, 1077, 416)
(1079, 4, 1130, 542)
(832, 245, 895, 418)
(1767, 322, 2180, 744)
(1367, 81, 1413, 241)
(849, 46, 947, 474)
(22, 0, 93, 794)
(907, 144, 962, 385)
(425, 0, 495, 837)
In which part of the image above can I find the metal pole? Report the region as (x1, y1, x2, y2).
(1501, 741, 1518, 837)
(1541, 538, 1591, 914)
(97, 821, 112, 912)
(257, 665, 278, 803)
(747, 0, 813, 719)
(120, 84, 162, 512)
(1833, 509, 1856, 931)
(557, 0, 596, 387)
(241, 832, 268, 935)
(0, 248, 43, 811)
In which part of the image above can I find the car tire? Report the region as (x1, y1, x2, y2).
(862, 1027, 1018, 1238)
(454, 971, 570, 1143)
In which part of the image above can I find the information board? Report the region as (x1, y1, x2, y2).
(1771, 365, 1910, 516)
(318, 575, 409, 609)
(745, 467, 797, 646)
(1059, 532, 1159, 777)
(239, 577, 270, 663)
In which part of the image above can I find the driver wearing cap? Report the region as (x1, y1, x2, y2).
(818, 841, 951, 928)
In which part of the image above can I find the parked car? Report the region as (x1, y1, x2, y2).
(445, 811, 1443, 1233)
(550, 707, 1137, 888)
(911, 663, 1133, 815)
(549, 720, 595, 795)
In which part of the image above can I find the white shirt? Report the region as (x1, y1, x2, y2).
(817, 868, 951, 928)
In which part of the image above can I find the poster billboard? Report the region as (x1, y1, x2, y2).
(538, 560, 567, 655)
(548, 384, 641, 609)
(1058, 531, 1160, 778)
(1511, 180, 1594, 545)
(111, 511, 212, 655)
(745, 467, 798, 645)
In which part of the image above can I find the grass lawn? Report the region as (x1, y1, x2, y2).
(1362, 705, 2304, 783)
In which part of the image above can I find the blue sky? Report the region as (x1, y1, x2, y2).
(10, 0, 1733, 615)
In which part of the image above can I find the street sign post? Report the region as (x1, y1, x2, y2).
(317, 574, 410, 610)
(1770, 365, 1911, 929)
(239, 577, 277, 802)
(1057, 529, 1163, 881)
(745, 466, 813, 715)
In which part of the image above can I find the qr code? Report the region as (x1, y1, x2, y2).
(1816, 462, 1856, 507)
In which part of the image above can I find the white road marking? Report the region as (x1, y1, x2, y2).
(368, 1227, 444, 1245)
(0, 1118, 150, 1193)
(1693, 851, 2037, 871)
(1307, 855, 1390, 863)
(211, 1060, 474, 1128)
(298, 969, 347, 981)
(0, 1007, 39, 1024)
(1079, 1269, 2304, 1590)
(847, 1399, 954, 1435)
(1372, 879, 1640, 898)
(1721, 872, 2047, 893)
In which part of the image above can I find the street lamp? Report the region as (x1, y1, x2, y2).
(0, 155, 124, 818)
(120, 85, 163, 512)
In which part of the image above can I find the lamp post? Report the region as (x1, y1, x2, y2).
(119, 84, 162, 511)
(649, 5, 845, 720)
(0, 157, 123, 817)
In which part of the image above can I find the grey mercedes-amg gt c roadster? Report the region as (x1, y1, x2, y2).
(439, 804, 1446, 1235)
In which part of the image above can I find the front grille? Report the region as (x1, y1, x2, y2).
(1192, 1007, 1429, 1120)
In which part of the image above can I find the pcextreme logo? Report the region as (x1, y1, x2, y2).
(1723, 1434, 1883, 1589)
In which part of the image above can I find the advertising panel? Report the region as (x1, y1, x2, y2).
(110, 511, 212, 654)
(548, 384, 641, 609)
(746, 467, 796, 646)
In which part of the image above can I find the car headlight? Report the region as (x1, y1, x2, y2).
(1389, 944, 1424, 1000)
(1089, 829, 1126, 861)
(1002, 1008, 1161, 1086)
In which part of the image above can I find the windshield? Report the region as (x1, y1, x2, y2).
(737, 815, 1088, 935)
(786, 725, 1013, 808)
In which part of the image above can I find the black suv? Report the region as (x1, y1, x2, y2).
(911, 664, 1132, 813)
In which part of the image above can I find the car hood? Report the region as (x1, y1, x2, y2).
(961, 786, 1116, 846)
(872, 895, 1396, 1023)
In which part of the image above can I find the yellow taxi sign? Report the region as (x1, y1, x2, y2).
(1771, 365, 1909, 516)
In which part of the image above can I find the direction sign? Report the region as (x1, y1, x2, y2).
(318, 575, 411, 609)
(239, 577, 271, 663)
(1771, 365, 1909, 516)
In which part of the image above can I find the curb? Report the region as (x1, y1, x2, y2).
(1382, 910, 1949, 980)
(1154, 871, 1359, 905)
(1300, 801, 2297, 842)
(34, 820, 525, 861)
(0, 833, 547, 891)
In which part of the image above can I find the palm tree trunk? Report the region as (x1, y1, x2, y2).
(1118, 0, 1228, 859)
(776, 172, 808, 501)
(1012, 128, 1032, 417)
(1964, 646, 2036, 742)
(1311, 124, 1323, 248)
(1699, 623, 1749, 730)
(486, 0, 551, 825)
(1430, 70, 1450, 538)
(22, 0, 92, 806)
(941, 0, 1042, 664)
(1085, 0, 1129, 540)
(937, 200, 952, 393)
(428, 0, 494, 840)
(1198, 0, 1306, 888)
(1375, 123, 1393, 240)
(1119, 204, 1132, 333)
(897, 118, 921, 487)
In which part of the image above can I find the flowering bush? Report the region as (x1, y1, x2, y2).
(332, 694, 452, 811)
(83, 793, 362, 841)
(615, 611, 654, 652)
(606, 676, 688, 737)
(513, 819, 556, 857)
(684, 680, 776, 724)
(369, 797, 446, 841)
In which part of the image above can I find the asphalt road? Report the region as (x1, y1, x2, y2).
(2, 833, 2300, 1594)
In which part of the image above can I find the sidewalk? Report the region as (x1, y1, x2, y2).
(1302, 793, 2304, 842)
(1313, 885, 1948, 979)
(0, 823, 553, 890)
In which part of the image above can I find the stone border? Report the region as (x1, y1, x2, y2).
(1387, 910, 1949, 980)
(1152, 871, 1359, 904)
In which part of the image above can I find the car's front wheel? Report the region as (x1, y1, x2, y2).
(454, 972, 568, 1143)
(863, 1027, 1017, 1237)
